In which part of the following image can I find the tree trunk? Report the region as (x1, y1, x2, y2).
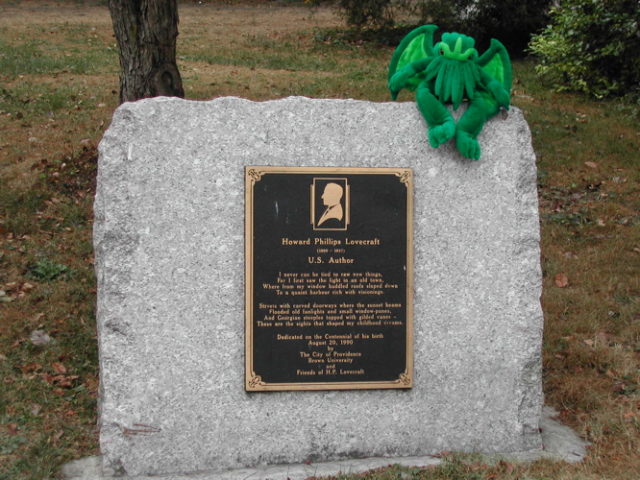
(108, 0, 184, 103)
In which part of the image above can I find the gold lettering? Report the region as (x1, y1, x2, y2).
(281, 238, 311, 245)
(344, 238, 381, 246)
(328, 257, 355, 264)
(314, 238, 341, 246)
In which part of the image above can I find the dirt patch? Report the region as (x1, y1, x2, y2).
(0, 3, 112, 27)
(0, 2, 341, 33)
(181, 3, 340, 35)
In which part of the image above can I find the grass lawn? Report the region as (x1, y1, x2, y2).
(0, 1, 638, 479)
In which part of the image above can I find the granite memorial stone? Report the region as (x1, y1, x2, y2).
(94, 96, 543, 477)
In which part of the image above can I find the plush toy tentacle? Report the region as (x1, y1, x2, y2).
(462, 63, 476, 101)
(451, 80, 461, 109)
(434, 61, 447, 99)
(425, 56, 443, 81)
(451, 67, 463, 109)
(472, 64, 482, 85)
(443, 63, 454, 104)
(416, 82, 456, 148)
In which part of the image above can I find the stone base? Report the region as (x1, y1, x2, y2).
(62, 408, 588, 480)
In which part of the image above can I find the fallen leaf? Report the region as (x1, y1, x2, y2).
(584, 161, 598, 169)
(7, 423, 18, 435)
(42, 374, 79, 388)
(20, 362, 42, 373)
(432, 451, 452, 458)
(554, 273, 569, 288)
(52, 362, 67, 374)
(499, 461, 515, 474)
(55, 376, 74, 388)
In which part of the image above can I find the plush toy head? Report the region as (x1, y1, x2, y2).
(436, 32, 477, 61)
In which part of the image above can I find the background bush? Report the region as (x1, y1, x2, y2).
(529, 0, 640, 98)
(335, 0, 552, 55)
(461, 0, 552, 54)
(336, 0, 394, 27)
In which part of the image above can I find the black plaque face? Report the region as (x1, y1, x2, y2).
(245, 166, 413, 391)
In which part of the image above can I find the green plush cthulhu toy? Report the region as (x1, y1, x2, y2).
(388, 25, 512, 160)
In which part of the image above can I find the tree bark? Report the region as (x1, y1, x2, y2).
(108, 0, 184, 103)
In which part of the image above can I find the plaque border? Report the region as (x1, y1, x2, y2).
(245, 166, 413, 391)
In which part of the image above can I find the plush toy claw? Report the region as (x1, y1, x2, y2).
(388, 26, 512, 160)
(389, 65, 417, 100)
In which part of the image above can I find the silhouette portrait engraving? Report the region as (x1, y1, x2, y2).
(318, 183, 344, 226)
(311, 178, 349, 231)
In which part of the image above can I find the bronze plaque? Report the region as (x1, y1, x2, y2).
(245, 166, 413, 391)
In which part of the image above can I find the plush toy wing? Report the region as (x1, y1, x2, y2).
(388, 24, 438, 92)
(476, 38, 512, 92)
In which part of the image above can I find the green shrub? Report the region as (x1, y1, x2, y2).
(529, 0, 640, 98)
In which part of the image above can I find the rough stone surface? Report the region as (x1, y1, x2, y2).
(61, 409, 589, 479)
(94, 96, 543, 477)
